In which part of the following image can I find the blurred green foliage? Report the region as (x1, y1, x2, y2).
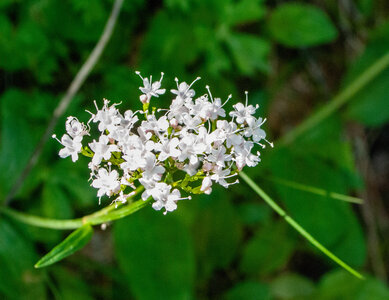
(1, 0, 389, 299)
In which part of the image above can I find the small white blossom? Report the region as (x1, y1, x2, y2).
(89, 135, 119, 166)
(92, 168, 121, 200)
(54, 134, 82, 162)
(65, 117, 89, 138)
(136, 71, 166, 103)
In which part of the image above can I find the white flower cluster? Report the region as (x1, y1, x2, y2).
(53, 72, 272, 214)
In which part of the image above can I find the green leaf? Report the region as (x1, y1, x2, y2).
(239, 222, 295, 276)
(224, 0, 266, 26)
(236, 202, 271, 226)
(268, 3, 338, 47)
(265, 117, 366, 267)
(316, 270, 389, 300)
(240, 172, 364, 279)
(42, 182, 73, 220)
(223, 281, 270, 300)
(227, 33, 270, 75)
(52, 267, 94, 300)
(268, 148, 366, 267)
(0, 90, 39, 199)
(270, 273, 315, 300)
(192, 187, 242, 281)
(0, 220, 45, 299)
(114, 208, 195, 300)
(344, 22, 389, 126)
(35, 224, 93, 268)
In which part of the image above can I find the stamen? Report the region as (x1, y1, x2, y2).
(187, 77, 201, 91)
(93, 100, 99, 111)
(224, 173, 238, 179)
(255, 142, 266, 149)
(135, 71, 144, 80)
(245, 91, 249, 107)
(206, 85, 214, 103)
(264, 138, 274, 148)
(159, 72, 164, 82)
(52, 134, 63, 145)
(221, 94, 232, 107)
(207, 119, 211, 133)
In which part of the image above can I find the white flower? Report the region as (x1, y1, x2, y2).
(89, 135, 119, 166)
(65, 117, 89, 138)
(56, 134, 83, 162)
(182, 113, 202, 131)
(210, 167, 237, 188)
(91, 99, 122, 132)
(178, 134, 206, 164)
(229, 93, 257, 124)
(141, 115, 169, 135)
(244, 118, 266, 142)
(136, 71, 166, 102)
(207, 146, 231, 168)
(121, 149, 146, 172)
(233, 141, 261, 170)
(142, 153, 165, 181)
(91, 168, 121, 199)
(155, 137, 181, 161)
(171, 78, 199, 101)
(200, 176, 212, 194)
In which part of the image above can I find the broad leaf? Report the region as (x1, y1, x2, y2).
(316, 270, 389, 299)
(227, 33, 270, 75)
(192, 187, 242, 281)
(270, 273, 315, 300)
(223, 281, 270, 300)
(268, 3, 338, 47)
(35, 224, 93, 268)
(239, 221, 295, 276)
(260, 115, 366, 268)
(224, 0, 266, 26)
(0, 220, 45, 299)
(114, 208, 195, 300)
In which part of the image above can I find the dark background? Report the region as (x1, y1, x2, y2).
(1, 0, 389, 299)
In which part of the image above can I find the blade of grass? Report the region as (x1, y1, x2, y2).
(264, 176, 363, 204)
(278, 52, 389, 146)
(240, 171, 364, 279)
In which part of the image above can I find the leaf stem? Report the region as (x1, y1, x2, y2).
(0, 186, 149, 230)
(278, 52, 389, 145)
(239, 171, 364, 279)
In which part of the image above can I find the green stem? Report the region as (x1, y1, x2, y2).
(0, 187, 148, 230)
(239, 171, 364, 279)
(278, 52, 389, 146)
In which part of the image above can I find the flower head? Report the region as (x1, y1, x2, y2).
(54, 72, 272, 214)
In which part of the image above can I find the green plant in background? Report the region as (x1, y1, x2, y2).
(1, 0, 389, 299)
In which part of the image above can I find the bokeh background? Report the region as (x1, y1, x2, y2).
(1, 0, 389, 299)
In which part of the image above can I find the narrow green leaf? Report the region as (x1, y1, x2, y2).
(344, 23, 389, 127)
(34, 224, 93, 268)
(239, 172, 364, 279)
(278, 51, 389, 145)
(266, 176, 363, 204)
